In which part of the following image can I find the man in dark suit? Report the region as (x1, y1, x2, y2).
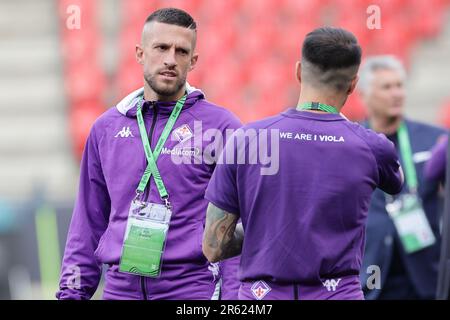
(359, 55, 445, 300)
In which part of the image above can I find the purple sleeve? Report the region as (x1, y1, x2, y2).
(56, 124, 110, 300)
(205, 135, 240, 215)
(424, 135, 448, 181)
(371, 133, 404, 195)
(219, 256, 240, 300)
(208, 114, 242, 300)
(205, 109, 242, 214)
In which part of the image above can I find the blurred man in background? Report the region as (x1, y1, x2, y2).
(359, 55, 445, 300)
(57, 8, 241, 300)
(203, 27, 404, 300)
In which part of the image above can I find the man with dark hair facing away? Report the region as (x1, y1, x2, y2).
(203, 27, 404, 300)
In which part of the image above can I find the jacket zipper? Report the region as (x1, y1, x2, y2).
(140, 277, 148, 300)
(140, 103, 157, 300)
(143, 103, 158, 201)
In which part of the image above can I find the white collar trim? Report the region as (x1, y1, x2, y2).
(116, 83, 203, 115)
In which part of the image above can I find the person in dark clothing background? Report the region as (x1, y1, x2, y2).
(359, 55, 445, 300)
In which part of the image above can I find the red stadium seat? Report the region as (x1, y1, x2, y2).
(411, 0, 445, 38)
(62, 32, 100, 66)
(238, 0, 281, 22)
(116, 62, 143, 98)
(70, 101, 105, 159)
(164, 0, 205, 14)
(342, 92, 367, 122)
(438, 98, 450, 128)
(197, 0, 241, 21)
(369, 19, 413, 64)
(59, 0, 107, 159)
(200, 59, 244, 100)
(123, 0, 159, 19)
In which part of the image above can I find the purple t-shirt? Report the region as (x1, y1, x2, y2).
(205, 108, 403, 284)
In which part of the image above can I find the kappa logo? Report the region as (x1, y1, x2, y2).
(114, 126, 134, 138)
(173, 124, 193, 143)
(322, 278, 341, 292)
(251, 280, 271, 300)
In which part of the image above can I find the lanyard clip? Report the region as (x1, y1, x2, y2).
(162, 196, 171, 210)
(134, 190, 143, 202)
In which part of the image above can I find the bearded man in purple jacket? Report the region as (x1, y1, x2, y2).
(57, 8, 241, 300)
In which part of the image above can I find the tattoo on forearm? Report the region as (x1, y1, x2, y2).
(204, 204, 244, 261)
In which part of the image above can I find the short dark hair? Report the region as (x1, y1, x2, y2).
(302, 27, 361, 70)
(145, 7, 196, 30)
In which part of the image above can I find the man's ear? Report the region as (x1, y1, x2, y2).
(295, 61, 302, 84)
(348, 75, 359, 95)
(189, 52, 199, 72)
(136, 44, 144, 65)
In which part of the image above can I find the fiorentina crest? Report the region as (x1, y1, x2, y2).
(173, 124, 193, 143)
(251, 280, 271, 300)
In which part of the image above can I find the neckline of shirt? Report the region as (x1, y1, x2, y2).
(282, 108, 346, 121)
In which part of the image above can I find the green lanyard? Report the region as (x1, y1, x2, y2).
(135, 95, 187, 205)
(397, 122, 418, 191)
(297, 102, 339, 114)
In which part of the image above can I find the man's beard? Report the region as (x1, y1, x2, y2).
(144, 72, 186, 98)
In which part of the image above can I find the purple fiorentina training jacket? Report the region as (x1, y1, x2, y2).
(57, 86, 242, 300)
